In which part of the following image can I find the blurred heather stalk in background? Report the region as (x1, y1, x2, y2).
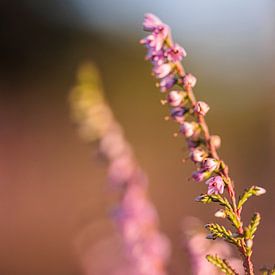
(69, 63, 170, 275)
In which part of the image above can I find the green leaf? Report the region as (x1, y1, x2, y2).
(238, 186, 266, 210)
(224, 209, 242, 229)
(196, 194, 233, 211)
(205, 223, 239, 246)
(247, 212, 261, 238)
(206, 254, 239, 275)
(243, 213, 261, 256)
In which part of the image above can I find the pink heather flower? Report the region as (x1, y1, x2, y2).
(165, 43, 187, 62)
(170, 107, 186, 124)
(153, 24, 169, 51)
(205, 176, 225, 195)
(147, 49, 165, 66)
(167, 91, 184, 107)
(141, 25, 169, 52)
(194, 101, 210, 116)
(180, 122, 195, 138)
(143, 13, 163, 31)
(202, 158, 219, 173)
(187, 139, 200, 149)
(140, 34, 155, 48)
(153, 63, 172, 79)
(182, 73, 197, 89)
(190, 147, 206, 163)
(159, 75, 176, 92)
(192, 170, 208, 182)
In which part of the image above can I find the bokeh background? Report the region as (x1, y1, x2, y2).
(0, 0, 274, 274)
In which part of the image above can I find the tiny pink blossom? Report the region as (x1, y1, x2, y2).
(140, 34, 155, 48)
(182, 73, 197, 89)
(202, 158, 219, 173)
(153, 24, 169, 51)
(167, 91, 184, 107)
(153, 63, 172, 79)
(166, 43, 187, 62)
(205, 176, 225, 195)
(159, 75, 176, 92)
(187, 139, 200, 149)
(170, 107, 186, 123)
(148, 50, 165, 66)
(190, 147, 206, 163)
(180, 122, 195, 138)
(142, 13, 169, 51)
(143, 13, 163, 31)
(192, 170, 208, 182)
(140, 26, 169, 52)
(140, 28, 168, 52)
(194, 101, 210, 116)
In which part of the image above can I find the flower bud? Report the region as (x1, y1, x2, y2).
(159, 75, 176, 92)
(202, 158, 219, 173)
(214, 209, 226, 218)
(192, 170, 208, 182)
(254, 186, 266, 196)
(153, 63, 172, 79)
(190, 147, 206, 163)
(143, 13, 163, 31)
(194, 101, 210, 116)
(180, 122, 195, 138)
(187, 139, 200, 149)
(167, 91, 184, 106)
(246, 239, 253, 249)
(170, 107, 186, 124)
(182, 73, 197, 89)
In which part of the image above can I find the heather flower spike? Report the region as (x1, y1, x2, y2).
(141, 13, 271, 275)
(70, 63, 170, 275)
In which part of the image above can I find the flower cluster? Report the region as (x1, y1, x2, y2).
(140, 13, 223, 196)
(70, 63, 170, 275)
(141, 13, 267, 275)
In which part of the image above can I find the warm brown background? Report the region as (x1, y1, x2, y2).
(0, 1, 274, 274)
